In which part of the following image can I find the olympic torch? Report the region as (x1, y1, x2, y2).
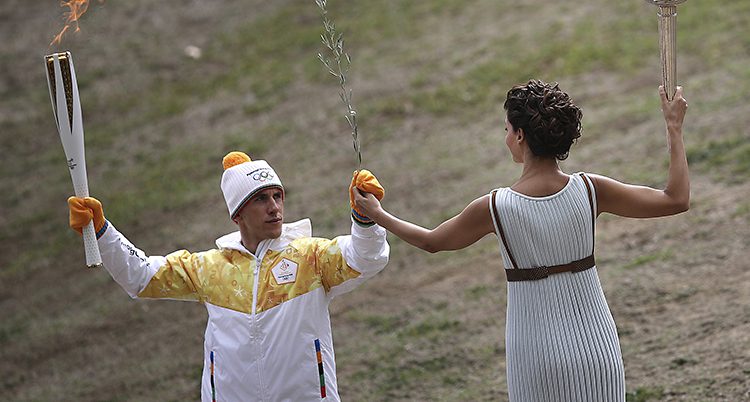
(646, 0, 687, 100)
(45, 51, 103, 269)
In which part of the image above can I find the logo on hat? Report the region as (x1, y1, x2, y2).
(248, 168, 275, 182)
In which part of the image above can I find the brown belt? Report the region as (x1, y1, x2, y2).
(504, 254, 595, 282)
(492, 173, 598, 283)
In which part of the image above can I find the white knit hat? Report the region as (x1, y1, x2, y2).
(221, 151, 283, 219)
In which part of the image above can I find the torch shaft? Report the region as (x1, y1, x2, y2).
(45, 52, 103, 269)
(657, 5, 678, 100)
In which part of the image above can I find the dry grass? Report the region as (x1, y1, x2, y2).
(1, 0, 749, 401)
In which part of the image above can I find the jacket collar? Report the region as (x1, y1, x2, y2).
(215, 218, 312, 255)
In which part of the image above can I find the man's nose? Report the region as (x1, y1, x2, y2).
(268, 198, 281, 212)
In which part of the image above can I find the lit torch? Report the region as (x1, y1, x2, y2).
(50, 0, 97, 47)
(645, 0, 687, 100)
(45, 52, 103, 269)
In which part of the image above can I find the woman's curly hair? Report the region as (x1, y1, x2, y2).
(503, 80, 583, 160)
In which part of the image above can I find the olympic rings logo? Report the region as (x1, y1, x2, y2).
(248, 169, 275, 182)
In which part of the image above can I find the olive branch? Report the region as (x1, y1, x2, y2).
(315, 0, 362, 169)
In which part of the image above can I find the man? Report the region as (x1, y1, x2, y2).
(68, 151, 389, 401)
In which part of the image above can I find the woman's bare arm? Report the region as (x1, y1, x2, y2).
(353, 191, 495, 253)
(593, 85, 690, 218)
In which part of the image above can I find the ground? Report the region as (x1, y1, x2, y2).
(1, 0, 749, 400)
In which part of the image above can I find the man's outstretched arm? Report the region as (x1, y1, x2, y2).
(317, 170, 390, 298)
(69, 197, 202, 301)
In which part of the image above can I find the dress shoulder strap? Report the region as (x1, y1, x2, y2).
(489, 189, 519, 270)
(578, 173, 596, 251)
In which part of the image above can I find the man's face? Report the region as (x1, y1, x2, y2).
(234, 187, 284, 245)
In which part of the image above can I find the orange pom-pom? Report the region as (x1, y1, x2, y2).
(222, 151, 252, 170)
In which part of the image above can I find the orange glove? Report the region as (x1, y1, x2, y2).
(68, 196, 107, 236)
(349, 169, 384, 225)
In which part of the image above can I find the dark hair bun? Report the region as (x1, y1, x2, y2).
(503, 80, 582, 160)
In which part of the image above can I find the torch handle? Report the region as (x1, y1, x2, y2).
(82, 221, 103, 268)
(657, 5, 678, 100)
(46, 51, 103, 269)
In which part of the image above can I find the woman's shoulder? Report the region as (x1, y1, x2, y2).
(572, 172, 619, 194)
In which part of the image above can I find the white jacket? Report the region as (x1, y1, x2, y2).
(97, 218, 389, 401)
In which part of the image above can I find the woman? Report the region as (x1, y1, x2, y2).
(352, 80, 689, 401)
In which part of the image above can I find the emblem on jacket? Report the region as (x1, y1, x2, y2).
(272, 258, 298, 284)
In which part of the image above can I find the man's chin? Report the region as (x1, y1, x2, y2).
(268, 224, 283, 238)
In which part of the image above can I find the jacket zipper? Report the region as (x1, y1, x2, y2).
(251, 245, 264, 318)
(251, 242, 267, 400)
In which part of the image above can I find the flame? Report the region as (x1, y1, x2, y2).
(50, 0, 101, 47)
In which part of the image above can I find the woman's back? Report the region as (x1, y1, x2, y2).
(494, 173, 594, 271)
(492, 173, 625, 402)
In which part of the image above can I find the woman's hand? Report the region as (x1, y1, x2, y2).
(349, 169, 385, 225)
(660, 85, 688, 135)
(352, 188, 383, 222)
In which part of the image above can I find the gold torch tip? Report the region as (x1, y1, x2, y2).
(645, 0, 687, 6)
(44, 51, 71, 59)
(44, 52, 71, 73)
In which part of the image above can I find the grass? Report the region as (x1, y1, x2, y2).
(350, 312, 404, 334)
(686, 136, 750, 183)
(2, 0, 750, 400)
(679, 0, 750, 57)
(411, 2, 656, 118)
(222, 127, 273, 155)
(622, 249, 674, 270)
(669, 356, 698, 369)
(101, 143, 218, 224)
(626, 386, 665, 402)
(734, 202, 750, 219)
(340, 294, 503, 401)
(0, 318, 28, 345)
(409, 0, 750, 123)
(466, 284, 493, 300)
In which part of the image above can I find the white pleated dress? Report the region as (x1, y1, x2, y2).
(490, 173, 625, 402)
